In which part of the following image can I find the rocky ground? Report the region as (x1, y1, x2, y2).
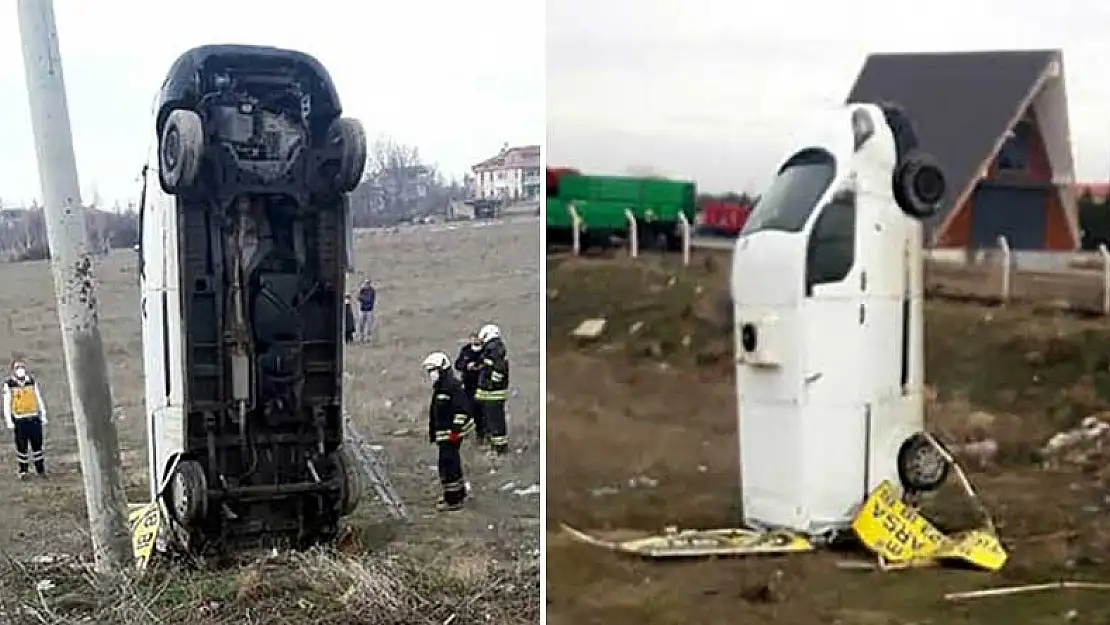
(0, 216, 541, 624)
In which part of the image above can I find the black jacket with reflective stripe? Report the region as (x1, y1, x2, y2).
(476, 338, 509, 394)
(427, 372, 473, 443)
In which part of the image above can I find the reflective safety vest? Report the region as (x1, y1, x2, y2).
(7, 378, 40, 418)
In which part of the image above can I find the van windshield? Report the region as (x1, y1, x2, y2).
(741, 149, 836, 235)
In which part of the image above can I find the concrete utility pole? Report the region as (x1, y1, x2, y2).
(16, 0, 132, 573)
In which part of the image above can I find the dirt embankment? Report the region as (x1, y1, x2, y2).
(546, 251, 1110, 625)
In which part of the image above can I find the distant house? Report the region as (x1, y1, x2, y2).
(848, 49, 1079, 250)
(471, 144, 542, 201)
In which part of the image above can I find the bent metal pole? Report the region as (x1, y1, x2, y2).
(16, 0, 131, 572)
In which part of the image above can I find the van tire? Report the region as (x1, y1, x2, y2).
(167, 459, 208, 526)
(893, 151, 946, 220)
(896, 433, 950, 493)
(159, 109, 204, 194)
(334, 447, 363, 516)
(329, 118, 367, 194)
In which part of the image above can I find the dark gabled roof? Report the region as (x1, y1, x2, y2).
(846, 50, 1057, 236)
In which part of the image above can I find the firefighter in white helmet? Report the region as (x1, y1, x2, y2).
(4, 360, 47, 478)
(474, 323, 510, 456)
(422, 351, 475, 511)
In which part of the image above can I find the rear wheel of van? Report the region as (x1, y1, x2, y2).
(333, 447, 363, 517)
(896, 433, 950, 493)
(893, 151, 946, 220)
(328, 118, 368, 194)
(159, 109, 204, 195)
(167, 459, 208, 526)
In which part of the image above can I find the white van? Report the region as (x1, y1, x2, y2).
(139, 44, 365, 553)
(732, 102, 950, 537)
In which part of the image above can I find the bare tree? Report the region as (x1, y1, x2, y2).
(346, 135, 458, 226)
(0, 202, 137, 262)
(368, 137, 427, 216)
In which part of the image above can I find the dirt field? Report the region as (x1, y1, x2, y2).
(547, 250, 1110, 625)
(0, 216, 541, 623)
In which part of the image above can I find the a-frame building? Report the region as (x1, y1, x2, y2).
(848, 50, 1079, 250)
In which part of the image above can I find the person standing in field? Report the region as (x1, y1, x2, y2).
(356, 279, 376, 343)
(422, 351, 475, 511)
(454, 332, 487, 444)
(3, 360, 47, 479)
(474, 324, 510, 456)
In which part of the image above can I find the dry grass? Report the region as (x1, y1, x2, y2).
(0, 546, 539, 624)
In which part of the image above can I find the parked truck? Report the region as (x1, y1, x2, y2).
(698, 199, 752, 237)
(546, 168, 696, 250)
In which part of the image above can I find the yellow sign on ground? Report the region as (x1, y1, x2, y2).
(931, 529, 1008, 572)
(561, 523, 813, 558)
(127, 501, 163, 570)
(562, 479, 1005, 571)
(851, 480, 1006, 571)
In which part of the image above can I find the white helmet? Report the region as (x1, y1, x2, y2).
(421, 352, 451, 371)
(477, 324, 501, 344)
(421, 351, 451, 383)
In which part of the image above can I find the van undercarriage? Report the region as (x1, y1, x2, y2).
(147, 44, 366, 553)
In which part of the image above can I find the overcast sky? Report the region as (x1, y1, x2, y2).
(0, 0, 543, 207)
(548, 0, 1110, 193)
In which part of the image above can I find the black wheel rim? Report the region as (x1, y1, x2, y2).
(162, 127, 180, 172)
(912, 167, 944, 204)
(907, 444, 946, 484)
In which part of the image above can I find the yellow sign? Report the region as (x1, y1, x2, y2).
(932, 529, 1008, 572)
(851, 480, 1007, 571)
(561, 524, 813, 558)
(127, 501, 163, 570)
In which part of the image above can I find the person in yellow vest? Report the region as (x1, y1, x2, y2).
(3, 360, 47, 478)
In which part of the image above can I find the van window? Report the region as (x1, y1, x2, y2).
(741, 149, 836, 235)
(804, 188, 857, 295)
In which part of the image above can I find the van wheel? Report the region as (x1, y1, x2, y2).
(896, 433, 950, 493)
(167, 460, 208, 526)
(329, 118, 367, 194)
(333, 447, 363, 516)
(159, 109, 204, 194)
(893, 151, 946, 220)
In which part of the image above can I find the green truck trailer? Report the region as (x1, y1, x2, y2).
(547, 173, 697, 250)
